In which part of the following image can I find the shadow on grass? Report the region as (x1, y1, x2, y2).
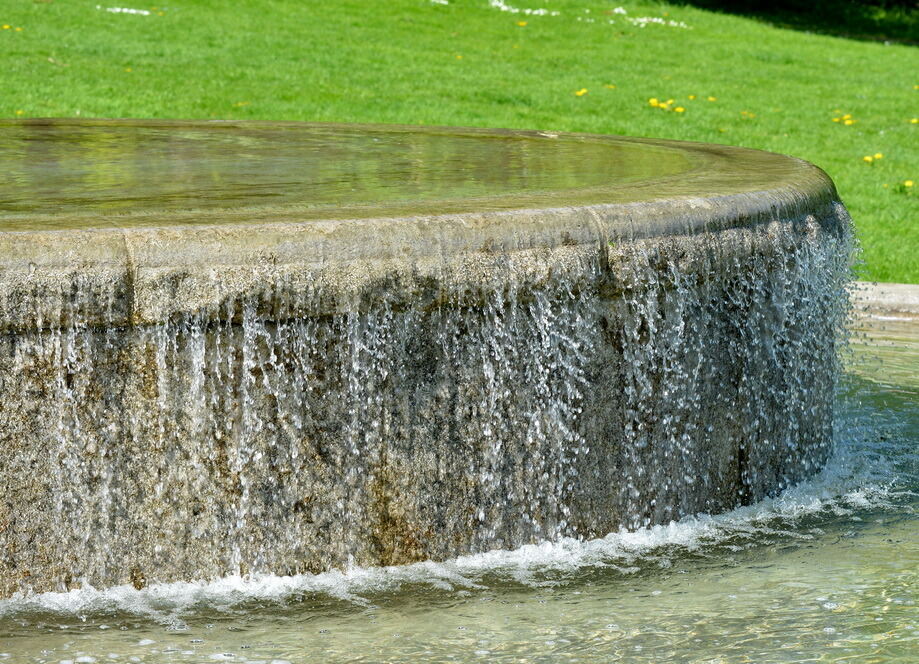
(675, 0, 919, 45)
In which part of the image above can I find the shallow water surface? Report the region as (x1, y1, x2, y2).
(0, 119, 831, 232)
(0, 120, 693, 229)
(0, 317, 916, 663)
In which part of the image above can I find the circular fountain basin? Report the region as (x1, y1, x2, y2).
(2, 118, 829, 227)
(0, 120, 851, 597)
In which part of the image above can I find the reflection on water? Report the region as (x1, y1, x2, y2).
(0, 318, 916, 663)
(0, 121, 693, 229)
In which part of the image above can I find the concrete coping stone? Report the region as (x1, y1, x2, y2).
(852, 282, 919, 319)
(0, 120, 846, 328)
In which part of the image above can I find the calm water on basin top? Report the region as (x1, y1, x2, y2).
(0, 121, 694, 229)
(0, 317, 916, 663)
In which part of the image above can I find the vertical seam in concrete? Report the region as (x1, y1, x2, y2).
(584, 207, 612, 283)
(584, 206, 608, 245)
(121, 229, 138, 326)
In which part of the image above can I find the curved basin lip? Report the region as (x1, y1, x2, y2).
(0, 118, 838, 235)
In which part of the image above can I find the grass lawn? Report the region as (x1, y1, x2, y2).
(2, 0, 916, 282)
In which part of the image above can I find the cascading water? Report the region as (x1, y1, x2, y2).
(0, 119, 865, 616)
(8, 120, 913, 664)
(0, 200, 853, 597)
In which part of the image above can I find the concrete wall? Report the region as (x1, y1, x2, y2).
(0, 124, 852, 597)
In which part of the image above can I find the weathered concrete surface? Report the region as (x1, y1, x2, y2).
(0, 119, 840, 331)
(0, 121, 852, 597)
(852, 281, 919, 319)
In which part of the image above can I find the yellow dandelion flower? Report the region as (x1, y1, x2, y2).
(675, 107, 685, 113)
(832, 118, 841, 123)
(842, 114, 852, 120)
(2, 25, 10, 30)
(604, 84, 616, 89)
(15, 27, 22, 32)
(688, 95, 696, 100)
(517, 21, 527, 27)
(575, 88, 588, 97)
(911, 118, 918, 124)
(863, 156, 874, 163)
(15, 110, 24, 116)
(707, 96, 716, 101)
(455, 54, 463, 59)
(666, 99, 674, 105)
(649, 98, 660, 107)
(905, 180, 914, 187)
(844, 119, 855, 126)
(874, 153, 883, 159)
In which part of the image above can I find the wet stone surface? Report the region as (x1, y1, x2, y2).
(0, 121, 853, 596)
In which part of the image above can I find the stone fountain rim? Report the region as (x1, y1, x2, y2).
(0, 119, 840, 272)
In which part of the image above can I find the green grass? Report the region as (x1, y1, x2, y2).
(1, 0, 916, 282)
(679, 0, 919, 45)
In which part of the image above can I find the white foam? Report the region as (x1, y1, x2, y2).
(2, 387, 911, 622)
(0, 476, 900, 618)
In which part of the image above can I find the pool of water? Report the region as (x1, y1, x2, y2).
(1, 315, 915, 663)
(0, 120, 693, 229)
(0, 119, 831, 232)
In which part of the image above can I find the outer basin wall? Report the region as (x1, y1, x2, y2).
(0, 186, 851, 597)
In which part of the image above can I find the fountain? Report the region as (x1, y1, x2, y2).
(0, 119, 852, 598)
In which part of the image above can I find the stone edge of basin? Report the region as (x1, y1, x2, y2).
(852, 282, 919, 318)
(0, 122, 846, 328)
